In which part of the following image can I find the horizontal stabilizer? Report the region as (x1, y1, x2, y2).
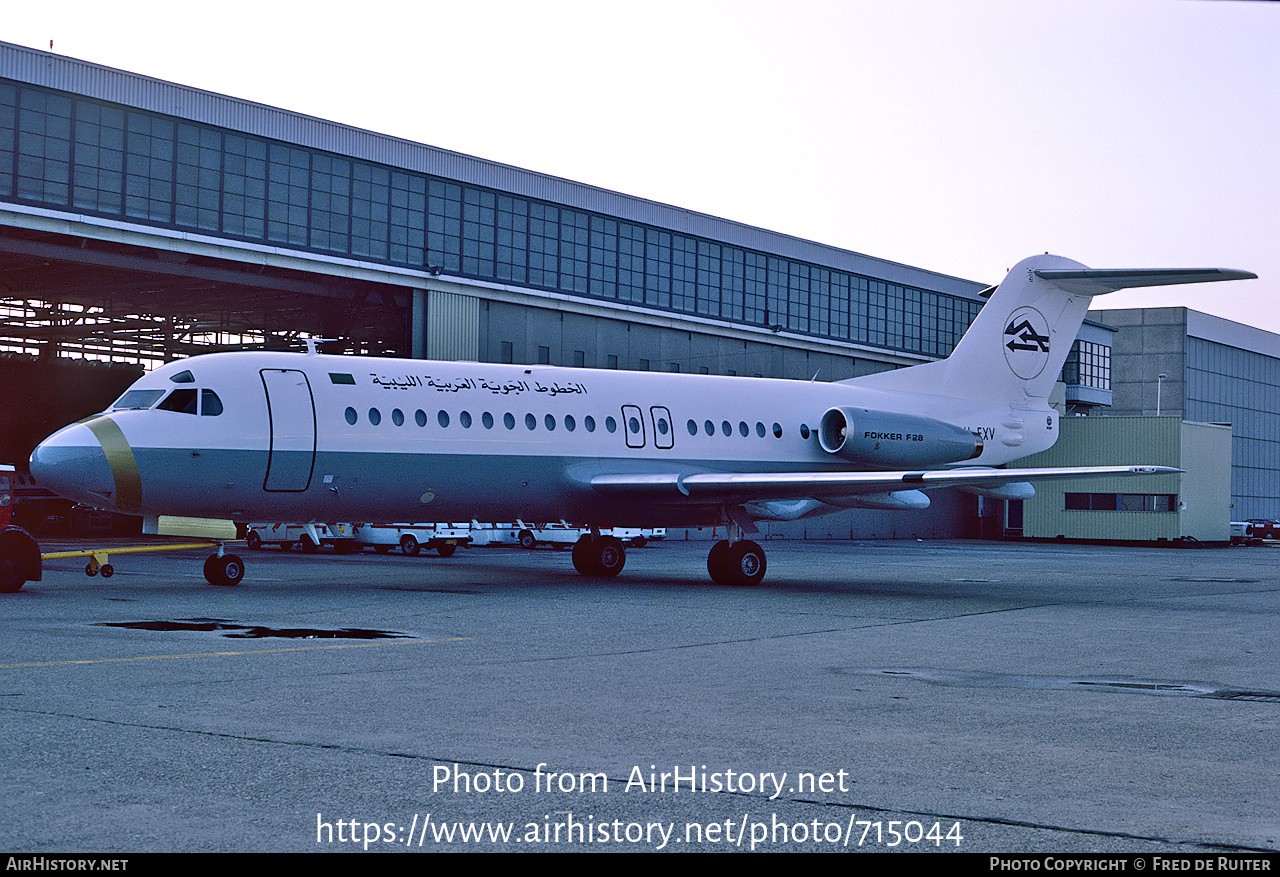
(849, 256, 1255, 405)
(1034, 268, 1256, 296)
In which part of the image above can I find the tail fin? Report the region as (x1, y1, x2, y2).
(852, 254, 1255, 404)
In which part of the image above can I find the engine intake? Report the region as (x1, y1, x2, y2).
(818, 406, 983, 468)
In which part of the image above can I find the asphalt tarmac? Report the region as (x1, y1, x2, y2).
(2, 536, 1277, 853)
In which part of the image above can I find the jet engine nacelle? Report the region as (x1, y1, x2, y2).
(818, 407, 983, 468)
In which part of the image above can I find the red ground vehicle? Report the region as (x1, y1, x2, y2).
(0, 465, 14, 529)
(0, 464, 44, 592)
(1245, 519, 1278, 540)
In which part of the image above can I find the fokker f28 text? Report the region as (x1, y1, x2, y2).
(6, 254, 1255, 590)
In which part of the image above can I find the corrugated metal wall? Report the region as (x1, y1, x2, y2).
(426, 289, 479, 361)
(1019, 416, 1230, 542)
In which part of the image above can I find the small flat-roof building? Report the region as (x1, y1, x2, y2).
(1016, 416, 1232, 543)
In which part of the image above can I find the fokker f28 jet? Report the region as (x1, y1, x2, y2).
(15, 254, 1254, 590)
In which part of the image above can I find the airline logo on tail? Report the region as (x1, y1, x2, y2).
(1003, 306, 1051, 379)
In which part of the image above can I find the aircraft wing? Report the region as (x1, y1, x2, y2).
(590, 465, 1180, 503)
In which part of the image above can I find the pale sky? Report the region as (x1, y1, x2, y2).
(6, 0, 1278, 333)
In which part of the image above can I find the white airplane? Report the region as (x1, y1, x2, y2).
(15, 254, 1254, 589)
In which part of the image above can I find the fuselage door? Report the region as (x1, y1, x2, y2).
(650, 406, 674, 450)
(260, 369, 316, 492)
(622, 404, 646, 449)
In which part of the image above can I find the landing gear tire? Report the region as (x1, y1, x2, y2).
(572, 535, 625, 576)
(436, 543, 456, 558)
(298, 535, 319, 554)
(707, 540, 731, 585)
(572, 536, 597, 574)
(595, 536, 625, 576)
(400, 534, 420, 556)
(246, 531, 262, 550)
(203, 553, 245, 586)
(518, 529, 537, 550)
(708, 540, 766, 586)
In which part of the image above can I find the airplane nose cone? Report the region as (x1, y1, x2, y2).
(30, 422, 120, 510)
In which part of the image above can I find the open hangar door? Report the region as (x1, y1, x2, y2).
(0, 224, 413, 534)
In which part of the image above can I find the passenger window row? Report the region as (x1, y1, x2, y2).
(343, 407, 793, 441)
(686, 419, 785, 439)
(345, 407, 618, 434)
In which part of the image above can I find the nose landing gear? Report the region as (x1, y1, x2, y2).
(203, 546, 245, 586)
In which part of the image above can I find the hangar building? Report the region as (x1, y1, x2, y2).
(0, 39, 989, 538)
(1086, 307, 1280, 522)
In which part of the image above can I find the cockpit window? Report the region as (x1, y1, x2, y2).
(112, 389, 165, 410)
(158, 388, 199, 415)
(201, 389, 223, 416)
(170, 369, 196, 383)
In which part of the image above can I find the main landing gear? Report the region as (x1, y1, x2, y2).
(704, 504, 767, 586)
(571, 533, 626, 576)
(565, 512, 768, 587)
(707, 538, 767, 587)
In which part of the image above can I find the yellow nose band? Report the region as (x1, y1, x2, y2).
(85, 416, 143, 513)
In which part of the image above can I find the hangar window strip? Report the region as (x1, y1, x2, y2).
(1065, 493, 1178, 513)
(0, 78, 982, 359)
(1062, 341, 1111, 390)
